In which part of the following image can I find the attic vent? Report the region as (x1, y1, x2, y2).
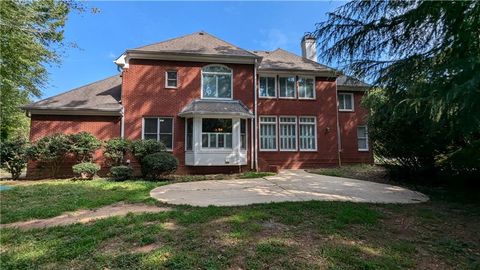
(199, 32, 204, 35)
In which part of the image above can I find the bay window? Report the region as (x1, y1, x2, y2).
(298, 77, 315, 99)
(357, 126, 369, 151)
(240, 119, 247, 150)
(143, 117, 173, 150)
(185, 118, 193, 151)
(299, 116, 316, 151)
(202, 65, 232, 99)
(259, 116, 277, 150)
(259, 76, 276, 97)
(279, 117, 297, 151)
(201, 118, 232, 149)
(279, 76, 296, 98)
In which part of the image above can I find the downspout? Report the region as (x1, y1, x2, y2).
(120, 107, 125, 139)
(335, 78, 342, 167)
(253, 59, 259, 171)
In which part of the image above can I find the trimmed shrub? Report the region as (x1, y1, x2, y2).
(131, 139, 166, 161)
(69, 132, 101, 162)
(0, 138, 28, 179)
(110, 165, 133, 181)
(104, 138, 131, 166)
(141, 152, 178, 179)
(27, 133, 72, 178)
(72, 162, 100, 180)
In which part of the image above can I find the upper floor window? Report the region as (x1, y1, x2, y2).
(298, 77, 315, 99)
(259, 76, 276, 98)
(202, 65, 232, 99)
(143, 117, 173, 150)
(338, 93, 354, 111)
(279, 76, 296, 98)
(166, 71, 178, 88)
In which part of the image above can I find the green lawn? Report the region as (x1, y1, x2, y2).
(1, 170, 479, 269)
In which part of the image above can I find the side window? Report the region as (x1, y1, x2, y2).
(338, 93, 354, 111)
(259, 116, 277, 150)
(166, 71, 178, 88)
(142, 117, 174, 150)
(279, 116, 297, 151)
(357, 125, 369, 151)
(278, 76, 296, 98)
(299, 117, 317, 151)
(298, 77, 315, 99)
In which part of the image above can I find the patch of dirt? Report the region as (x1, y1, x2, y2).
(131, 243, 161, 253)
(2, 202, 171, 230)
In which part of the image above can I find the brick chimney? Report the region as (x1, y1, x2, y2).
(301, 34, 317, 62)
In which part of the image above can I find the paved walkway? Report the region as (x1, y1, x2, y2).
(150, 170, 429, 206)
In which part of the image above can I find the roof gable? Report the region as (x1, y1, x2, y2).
(130, 31, 258, 58)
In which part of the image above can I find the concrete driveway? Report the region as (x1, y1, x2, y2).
(150, 170, 428, 207)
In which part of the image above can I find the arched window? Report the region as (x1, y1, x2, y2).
(202, 65, 232, 99)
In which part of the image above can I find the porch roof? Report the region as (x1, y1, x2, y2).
(178, 100, 254, 118)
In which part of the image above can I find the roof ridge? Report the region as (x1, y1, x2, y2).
(26, 74, 121, 107)
(131, 31, 203, 51)
(200, 31, 259, 58)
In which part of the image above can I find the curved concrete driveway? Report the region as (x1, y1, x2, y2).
(150, 170, 428, 206)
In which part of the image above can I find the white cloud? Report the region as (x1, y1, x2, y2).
(107, 52, 117, 59)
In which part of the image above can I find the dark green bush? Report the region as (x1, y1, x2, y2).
(0, 138, 28, 179)
(72, 162, 100, 180)
(104, 138, 131, 166)
(131, 139, 166, 161)
(141, 152, 178, 179)
(27, 133, 72, 178)
(110, 165, 133, 181)
(69, 132, 101, 162)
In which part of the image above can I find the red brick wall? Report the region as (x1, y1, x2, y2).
(122, 59, 254, 174)
(27, 115, 121, 178)
(257, 77, 341, 170)
(338, 91, 374, 164)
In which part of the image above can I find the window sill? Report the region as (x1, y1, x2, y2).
(258, 96, 277, 99)
(298, 98, 316, 101)
(339, 109, 355, 112)
(278, 97, 297, 100)
(358, 149, 369, 152)
(259, 149, 278, 152)
(299, 149, 318, 152)
(165, 86, 178, 89)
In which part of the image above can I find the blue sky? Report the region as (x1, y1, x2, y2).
(43, 1, 344, 99)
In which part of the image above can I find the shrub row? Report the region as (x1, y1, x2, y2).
(0, 132, 177, 180)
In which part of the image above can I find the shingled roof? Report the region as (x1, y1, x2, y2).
(252, 49, 337, 74)
(22, 75, 122, 115)
(337, 75, 370, 91)
(179, 100, 254, 118)
(129, 31, 259, 59)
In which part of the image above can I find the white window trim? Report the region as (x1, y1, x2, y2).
(338, 93, 355, 112)
(279, 116, 298, 151)
(165, 70, 178, 89)
(297, 76, 316, 100)
(142, 117, 174, 151)
(201, 64, 233, 100)
(299, 116, 318, 152)
(258, 75, 277, 99)
(278, 76, 297, 99)
(259, 115, 278, 152)
(357, 125, 369, 151)
(240, 118, 248, 151)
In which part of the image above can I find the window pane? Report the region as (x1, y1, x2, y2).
(217, 74, 231, 98)
(298, 78, 306, 98)
(159, 118, 172, 133)
(144, 134, 157, 140)
(160, 134, 173, 149)
(202, 134, 208, 147)
(218, 134, 224, 148)
(167, 71, 177, 79)
(203, 66, 231, 73)
(259, 77, 267, 97)
(267, 77, 276, 97)
(144, 118, 157, 134)
(357, 126, 366, 138)
(186, 118, 193, 151)
(306, 78, 314, 98)
(358, 139, 367, 150)
(225, 134, 232, 148)
(202, 119, 232, 133)
(209, 133, 217, 148)
(338, 94, 345, 109)
(202, 74, 216, 97)
(345, 94, 353, 110)
(279, 77, 295, 97)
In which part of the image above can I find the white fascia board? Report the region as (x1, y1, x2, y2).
(126, 50, 257, 64)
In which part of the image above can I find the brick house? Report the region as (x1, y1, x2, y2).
(23, 31, 372, 177)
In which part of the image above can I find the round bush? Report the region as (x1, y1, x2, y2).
(131, 139, 166, 161)
(110, 165, 133, 181)
(141, 152, 178, 179)
(72, 162, 100, 180)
